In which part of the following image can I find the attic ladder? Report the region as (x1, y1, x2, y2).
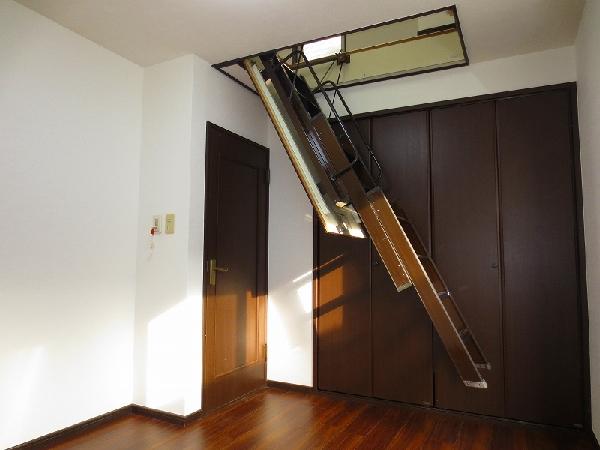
(244, 51, 490, 388)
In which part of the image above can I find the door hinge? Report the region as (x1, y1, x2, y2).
(265, 168, 270, 185)
(264, 343, 267, 361)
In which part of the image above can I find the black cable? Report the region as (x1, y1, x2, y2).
(328, 60, 345, 119)
(319, 60, 336, 84)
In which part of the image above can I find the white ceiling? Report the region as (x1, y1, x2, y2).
(16, 0, 584, 67)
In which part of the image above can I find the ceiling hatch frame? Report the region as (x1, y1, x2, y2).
(212, 4, 469, 95)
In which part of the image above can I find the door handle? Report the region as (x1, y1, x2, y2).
(208, 258, 229, 286)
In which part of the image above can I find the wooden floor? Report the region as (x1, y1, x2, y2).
(48, 387, 595, 449)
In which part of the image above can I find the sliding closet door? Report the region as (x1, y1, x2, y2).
(316, 119, 371, 396)
(498, 91, 583, 426)
(431, 102, 504, 416)
(314, 86, 585, 427)
(371, 112, 433, 405)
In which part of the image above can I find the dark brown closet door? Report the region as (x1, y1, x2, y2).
(431, 102, 504, 416)
(316, 119, 371, 396)
(370, 112, 433, 405)
(498, 91, 583, 426)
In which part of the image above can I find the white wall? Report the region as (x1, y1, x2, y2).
(267, 126, 314, 387)
(325, 46, 576, 115)
(133, 55, 268, 416)
(576, 0, 600, 437)
(272, 45, 579, 389)
(0, 1, 143, 448)
(133, 55, 195, 416)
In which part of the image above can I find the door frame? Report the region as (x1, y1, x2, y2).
(312, 82, 591, 431)
(202, 121, 269, 411)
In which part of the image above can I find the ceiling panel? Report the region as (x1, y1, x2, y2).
(16, 0, 584, 67)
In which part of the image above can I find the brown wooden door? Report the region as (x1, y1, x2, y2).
(371, 112, 433, 405)
(203, 122, 268, 411)
(497, 91, 584, 426)
(431, 101, 504, 416)
(316, 119, 372, 396)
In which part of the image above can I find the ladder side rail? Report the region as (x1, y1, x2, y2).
(244, 57, 364, 237)
(259, 57, 349, 207)
(297, 52, 384, 187)
(266, 51, 377, 200)
(262, 56, 336, 177)
(368, 190, 488, 386)
(309, 114, 412, 289)
(319, 80, 384, 187)
(262, 55, 356, 207)
(264, 54, 342, 176)
(394, 204, 490, 369)
(292, 50, 376, 189)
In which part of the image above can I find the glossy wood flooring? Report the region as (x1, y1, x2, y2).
(49, 387, 595, 449)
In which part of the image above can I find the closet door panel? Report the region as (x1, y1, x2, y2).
(431, 102, 504, 416)
(371, 112, 433, 405)
(498, 91, 583, 426)
(316, 119, 372, 396)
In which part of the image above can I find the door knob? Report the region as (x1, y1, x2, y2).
(208, 258, 229, 286)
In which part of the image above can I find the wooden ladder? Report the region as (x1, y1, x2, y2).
(244, 53, 490, 388)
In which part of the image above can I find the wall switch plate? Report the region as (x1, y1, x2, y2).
(165, 213, 175, 234)
(152, 215, 162, 234)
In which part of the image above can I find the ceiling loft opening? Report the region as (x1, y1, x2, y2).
(303, 35, 343, 61)
(213, 5, 468, 94)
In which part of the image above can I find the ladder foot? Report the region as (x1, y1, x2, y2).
(463, 380, 488, 389)
(396, 282, 412, 292)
